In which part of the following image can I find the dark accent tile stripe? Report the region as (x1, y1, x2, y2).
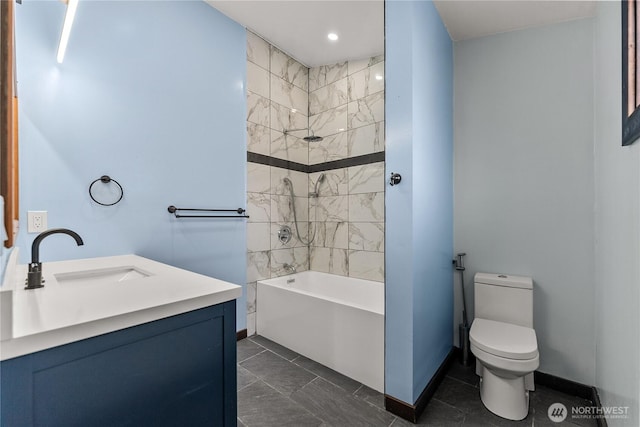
(247, 152, 308, 173)
(384, 346, 456, 423)
(247, 151, 385, 174)
(308, 152, 385, 172)
(534, 371, 593, 400)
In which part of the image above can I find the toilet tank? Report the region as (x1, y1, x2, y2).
(474, 273, 533, 328)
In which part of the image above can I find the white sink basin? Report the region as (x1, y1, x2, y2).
(54, 266, 152, 287)
(2, 254, 242, 361)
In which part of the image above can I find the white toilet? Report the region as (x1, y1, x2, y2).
(470, 273, 539, 421)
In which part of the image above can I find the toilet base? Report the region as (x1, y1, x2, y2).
(479, 367, 529, 420)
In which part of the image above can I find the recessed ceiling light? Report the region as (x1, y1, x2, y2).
(327, 33, 339, 41)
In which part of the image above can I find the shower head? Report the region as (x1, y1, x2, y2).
(283, 128, 323, 142)
(310, 173, 326, 198)
(303, 135, 323, 142)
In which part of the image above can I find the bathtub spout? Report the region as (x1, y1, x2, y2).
(283, 263, 296, 274)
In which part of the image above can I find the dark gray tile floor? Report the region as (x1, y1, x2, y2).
(237, 336, 597, 426)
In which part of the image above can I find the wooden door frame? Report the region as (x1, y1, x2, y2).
(1, 0, 19, 248)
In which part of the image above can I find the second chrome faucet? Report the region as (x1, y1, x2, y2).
(283, 263, 296, 274)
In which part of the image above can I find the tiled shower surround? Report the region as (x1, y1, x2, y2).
(245, 31, 384, 335)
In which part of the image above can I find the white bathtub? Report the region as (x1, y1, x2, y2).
(257, 271, 384, 392)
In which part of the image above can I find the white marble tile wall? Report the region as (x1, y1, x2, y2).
(271, 167, 308, 197)
(309, 57, 385, 165)
(271, 246, 309, 276)
(349, 222, 384, 252)
(272, 195, 309, 223)
(309, 62, 348, 92)
(246, 31, 309, 163)
(348, 122, 384, 157)
(348, 61, 384, 102)
(247, 279, 257, 335)
(271, 46, 308, 91)
(270, 103, 308, 136)
(347, 55, 384, 76)
(309, 169, 348, 196)
(246, 32, 311, 335)
(348, 162, 385, 194)
(312, 222, 349, 249)
(270, 74, 308, 114)
(308, 132, 348, 164)
(309, 105, 348, 141)
(308, 56, 385, 282)
(310, 195, 348, 222)
(270, 131, 308, 165)
(247, 92, 270, 128)
(247, 251, 270, 283)
(246, 31, 386, 334)
(247, 222, 270, 252)
(247, 31, 270, 70)
(247, 61, 269, 99)
(247, 163, 271, 193)
(271, 222, 309, 250)
(347, 91, 385, 130)
(349, 192, 385, 222)
(309, 247, 349, 276)
(309, 78, 348, 116)
(247, 123, 270, 156)
(348, 250, 384, 282)
(309, 163, 385, 282)
(246, 192, 270, 223)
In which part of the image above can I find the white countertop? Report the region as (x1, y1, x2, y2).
(0, 254, 242, 361)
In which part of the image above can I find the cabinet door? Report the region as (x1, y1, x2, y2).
(1, 302, 237, 427)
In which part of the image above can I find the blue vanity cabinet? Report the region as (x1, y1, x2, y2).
(0, 301, 237, 426)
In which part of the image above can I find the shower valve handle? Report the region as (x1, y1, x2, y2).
(390, 172, 402, 186)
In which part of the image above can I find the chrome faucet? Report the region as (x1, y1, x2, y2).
(26, 228, 84, 290)
(283, 263, 296, 274)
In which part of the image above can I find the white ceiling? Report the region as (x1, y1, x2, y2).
(206, 1, 384, 68)
(434, 1, 596, 42)
(205, 1, 596, 68)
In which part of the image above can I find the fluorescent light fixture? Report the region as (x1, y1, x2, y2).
(57, 0, 79, 64)
(327, 33, 339, 41)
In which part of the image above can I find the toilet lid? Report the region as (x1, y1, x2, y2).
(470, 318, 538, 360)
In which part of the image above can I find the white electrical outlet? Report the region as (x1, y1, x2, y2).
(27, 211, 48, 233)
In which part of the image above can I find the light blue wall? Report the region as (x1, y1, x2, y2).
(15, 0, 247, 329)
(385, 0, 453, 404)
(594, 3, 640, 424)
(454, 18, 595, 384)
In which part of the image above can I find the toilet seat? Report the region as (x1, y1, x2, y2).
(470, 318, 538, 360)
(471, 342, 539, 375)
